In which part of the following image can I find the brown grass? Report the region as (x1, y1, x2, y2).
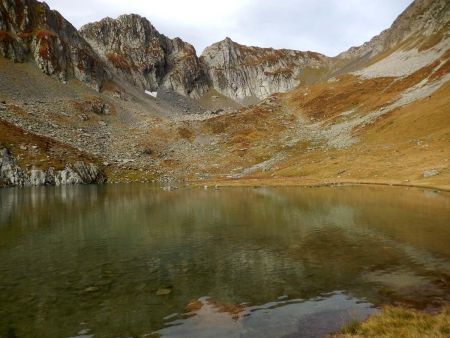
(262, 79, 450, 190)
(0, 119, 98, 170)
(178, 126, 194, 141)
(287, 75, 395, 120)
(334, 306, 450, 337)
(264, 68, 294, 77)
(429, 50, 450, 82)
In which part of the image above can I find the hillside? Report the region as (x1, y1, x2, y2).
(0, 0, 449, 189)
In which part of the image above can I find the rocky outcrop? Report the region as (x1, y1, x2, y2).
(200, 38, 331, 102)
(0, 148, 27, 186)
(0, 148, 104, 187)
(0, 0, 110, 90)
(80, 14, 208, 98)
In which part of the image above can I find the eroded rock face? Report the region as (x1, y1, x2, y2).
(0, 148, 104, 187)
(0, 148, 26, 186)
(200, 38, 331, 103)
(80, 14, 209, 98)
(0, 0, 109, 90)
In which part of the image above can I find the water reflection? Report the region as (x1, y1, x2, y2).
(0, 185, 449, 337)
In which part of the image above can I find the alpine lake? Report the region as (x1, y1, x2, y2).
(0, 184, 449, 337)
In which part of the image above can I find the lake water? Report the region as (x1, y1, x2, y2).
(0, 184, 449, 338)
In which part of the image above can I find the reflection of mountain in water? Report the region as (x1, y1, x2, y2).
(158, 292, 373, 338)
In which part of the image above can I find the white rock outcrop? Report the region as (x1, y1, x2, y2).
(0, 148, 103, 187)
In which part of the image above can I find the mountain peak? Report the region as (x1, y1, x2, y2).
(79, 13, 208, 98)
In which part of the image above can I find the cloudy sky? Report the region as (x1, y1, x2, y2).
(45, 0, 413, 56)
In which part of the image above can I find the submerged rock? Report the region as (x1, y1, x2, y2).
(156, 287, 172, 296)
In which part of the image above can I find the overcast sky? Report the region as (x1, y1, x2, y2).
(45, 0, 413, 57)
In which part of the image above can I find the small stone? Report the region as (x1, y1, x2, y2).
(84, 286, 99, 293)
(156, 287, 172, 296)
(423, 169, 439, 178)
(79, 114, 89, 121)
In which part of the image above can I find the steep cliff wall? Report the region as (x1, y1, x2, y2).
(201, 37, 331, 103)
(80, 14, 209, 99)
(0, 0, 109, 90)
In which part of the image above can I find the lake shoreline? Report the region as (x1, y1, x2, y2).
(192, 177, 450, 193)
(2, 177, 449, 193)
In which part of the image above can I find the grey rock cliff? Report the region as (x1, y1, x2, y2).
(200, 38, 331, 103)
(80, 14, 209, 98)
(0, 0, 110, 90)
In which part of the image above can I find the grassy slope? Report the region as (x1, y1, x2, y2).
(334, 306, 450, 337)
(201, 53, 450, 190)
(0, 119, 99, 170)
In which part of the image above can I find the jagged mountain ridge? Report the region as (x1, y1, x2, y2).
(79, 15, 333, 103)
(1, 0, 449, 104)
(0, 0, 340, 103)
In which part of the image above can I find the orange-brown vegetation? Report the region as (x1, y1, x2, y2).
(35, 29, 56, 40)
(16, 31, 32, 40)
(264, 68, 294, 77)
(106, 52, 133, 72)
(177, 126, 194, 141)
(429, 50, 450, 81)
(0, 31, 14, 42)
(288, 75, 393, 120)
(238, 79, 450, 190)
